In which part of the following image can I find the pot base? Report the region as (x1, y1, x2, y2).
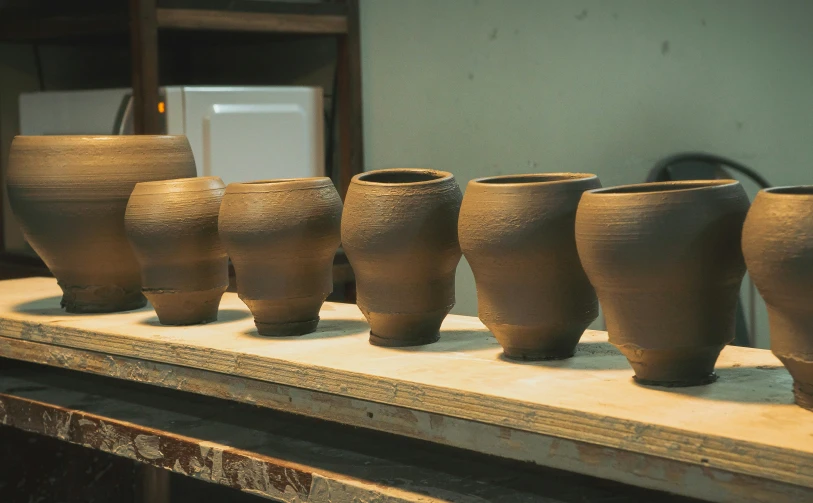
(362, 308, 450, 348)
(793, 381, 813, 412)
(617, 344, 724, 388)
(490, 324, 584, 362)
(59, 283, 146, 313)
(145, 287, 226, 326)
(633, 373, 718, 387)
(501, 347, 575, 361)
(255, 318, 319, 337)
(369, 331, 440, 348)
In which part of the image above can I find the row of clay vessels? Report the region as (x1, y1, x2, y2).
(7, 136, 813, 410)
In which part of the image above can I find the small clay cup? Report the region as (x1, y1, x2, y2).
(743, 186, 813, 410)
(575, 180, 750, 386)
(124, 177, 228, 325)
(342, 169, 463, 347)
(459, 173, 601, 360)
(218, 178, 342, 336)
(7, 135, 197, 313)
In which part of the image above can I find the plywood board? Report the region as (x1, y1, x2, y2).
(0, 277, 809, 503)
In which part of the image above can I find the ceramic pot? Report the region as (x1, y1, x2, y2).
(7, 135, 197, 313)
(342, 169, 463, 347)
(218, 178, 342, 336)
(742, 187, 813, 410)
(459, 173, 601, 360)
(575, 180, 749, 386)
(124, 177, 228, 325)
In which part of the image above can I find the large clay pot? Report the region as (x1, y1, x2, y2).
(459, 173, 601, 360)
(124, 177, 228, 325)
(218, 178, 342, 336)
(742, 186, 813, 410)
(342, 169, 463, 347)
(7, 135, 197, 313)
(575, 180, 749, 386)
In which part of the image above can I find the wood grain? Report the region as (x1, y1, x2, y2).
(0, 277, 810, 502)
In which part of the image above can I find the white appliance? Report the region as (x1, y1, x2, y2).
(5, 86, 324, 253)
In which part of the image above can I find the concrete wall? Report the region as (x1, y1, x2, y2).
(359, 0, 813, 348)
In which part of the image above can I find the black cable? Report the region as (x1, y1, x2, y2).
(646, 152, 771, 189)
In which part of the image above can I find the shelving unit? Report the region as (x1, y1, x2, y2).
(0, 0, 363, 197)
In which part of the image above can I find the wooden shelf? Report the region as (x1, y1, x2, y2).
(0, 6, 347, 42)
(156, 8, 347, 34)
(0, 277, 810, 503)
(0, 362, 699, 502)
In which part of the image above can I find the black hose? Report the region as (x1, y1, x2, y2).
(646, 152, 771, 189)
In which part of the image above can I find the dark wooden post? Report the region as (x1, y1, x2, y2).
(336, 0, 364, 199)
(129, 0, 161, 135)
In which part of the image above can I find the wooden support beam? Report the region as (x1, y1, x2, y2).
(129, 0, 161, 135)
(335, 0, 364, 199)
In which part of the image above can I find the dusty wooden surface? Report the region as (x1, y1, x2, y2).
(0, 362, 699, 503)
(0, 277, 809, 503)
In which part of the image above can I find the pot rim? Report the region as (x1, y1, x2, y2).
(130, 176, 225, 196)
(470, 173, 598, 187)
(352, 168, 454, 187)
(585, 179, 739, 196)
(225, 177, 333, 193)
(761, 186, 813, 196)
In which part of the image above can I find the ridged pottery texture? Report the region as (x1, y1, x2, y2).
(342, 169, 463, 347)
(743, 187, 813, 410)
(125, 177, 228, 325)
(575, 181, 749, 386)
(218, 178, 342, 336)
(459, 174, 601, 360)
(7, 135, 197, 313)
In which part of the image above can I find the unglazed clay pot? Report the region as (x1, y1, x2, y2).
(342, 169, 463, 347)
(459, 173, 601, 360)
(125, 177, 228, 325)
(743, 187, 813, 410)
(7, 135, 197, 313)
(575, 180, 749, 386)
(218, 178, 342, 336)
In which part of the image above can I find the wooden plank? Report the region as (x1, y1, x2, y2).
(0, 277, 810, 503)
(0, 335, 804, 503)
(0, 364, 694, 503)
(130, 0, 162, 135)
(156, 9, 347, 35)
(335, 0, 364, 199)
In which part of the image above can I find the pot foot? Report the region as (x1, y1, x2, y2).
(633, 372, 718, 387)
(617, 344, 724, 388)
(369, 331, 440, 347)
(501, 347, 575, 361)
(60, 283, 146, 313)
(793, 380, 813, 412)
(145, 287, 226, 326)
(254, 318, 319, 337)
